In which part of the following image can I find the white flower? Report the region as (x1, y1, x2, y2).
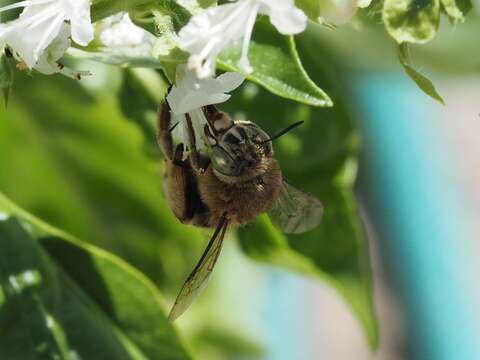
(167, 65, 244, 149)
(34, 22, 91, 79)
(100, 13, 147, 48)
(66, 12, 158, 69)
(167, 64, 244, 114)
(178, 0, 307, 78)
(0, 0, 94, 69)
(319, 0, 370, 25)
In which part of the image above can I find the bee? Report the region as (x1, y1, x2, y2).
(158, 102, 323, 321)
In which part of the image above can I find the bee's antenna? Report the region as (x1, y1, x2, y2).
(262, 121, 304, 144)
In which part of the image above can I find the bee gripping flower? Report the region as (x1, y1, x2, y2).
(167, 64, 244, 115)
(0, 0, 94, 69)
(167, 65, 244, 150)
(177, 0, 307, 79)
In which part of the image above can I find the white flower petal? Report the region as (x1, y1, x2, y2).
(171, 109, 210, 151)
(100, 13, 147, 48)
(259, 0, 307, 35)
(2, 4, 64, 68)
(67, 0, 94, 46)
(167, 65, 244, 114)
(0, 0, 93, 70)
(201, 93, 231, 106)
(169, 91, 230, 114)
(215, 72, 246, 93)
(190, 108, 210, 150)
(177, 0, 308, 77)
(178, 1, 255, 78)
(170, 113, 187, 146)
(34, 22, 71, 74)
(319, 0, 358, 25)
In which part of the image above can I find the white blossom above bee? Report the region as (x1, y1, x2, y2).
(0, 0, 94, 78)
(166, 65, 245, 150)
(177, 0, 308, 78)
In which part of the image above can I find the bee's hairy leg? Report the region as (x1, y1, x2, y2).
(173, 143, 185, 165)
(203, 104, 220, 121)
(185, 113, 209, 173)
(158, 101, 174, 160)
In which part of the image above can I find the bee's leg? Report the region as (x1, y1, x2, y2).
(185, 113, 209, 173)
(158, 101, 174, 160)
(203, 104, 219, 120)
(202, 105, 234, 135)
(164, 143, 209, 225)
(173, 143, 185, 164)
(164, 143, 190, 222)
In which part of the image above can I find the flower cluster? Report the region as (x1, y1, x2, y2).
(164, 0, 308, 141)
(0, 0, 93, 78)
(178, 0, 307, 78)
(0, 0, 309, 113)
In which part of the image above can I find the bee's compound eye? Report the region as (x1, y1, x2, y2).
(249, 127, 273, 154)
(254, 128, 270, 142)
(211, 147, 240, 176)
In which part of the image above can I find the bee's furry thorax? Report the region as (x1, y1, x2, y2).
(197, 157, 282, 226)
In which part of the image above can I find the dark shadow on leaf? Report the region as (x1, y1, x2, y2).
(41, 236, 116, 320)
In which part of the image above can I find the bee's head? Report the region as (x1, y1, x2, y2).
(207, 120, 273, 182)
(203, 111, 303, 183)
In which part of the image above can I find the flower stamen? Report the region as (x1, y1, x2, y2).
(16, 61, 28, 71)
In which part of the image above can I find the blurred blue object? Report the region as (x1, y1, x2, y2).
(354, 73, 480, 360)
(261, 270, 310, 360)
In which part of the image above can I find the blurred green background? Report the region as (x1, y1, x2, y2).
(1, 6, 480, 360)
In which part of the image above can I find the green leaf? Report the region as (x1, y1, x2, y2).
(90, 0, 191, 30)
(0, 52, 14, 107)
(0, 193, 190, 360)
(152, 0, 192, 32)
(0, 73, 204, 292)
(382, 0, 440, 44)
(398, 43, 445, 104)
(0, 68, 259, 359)
(295, 0, 372, 23)
(119, 68, 169, 154)
(440, 0, 471, 23)
(91, 0, 157, 22)
(219, 28, 378, 348)
(455, 0, 472, 15)
(197, 0, 217, 8)
(218, 21, 332, 107)
(132, 1, 191, 80)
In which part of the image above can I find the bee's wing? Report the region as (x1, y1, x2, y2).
(168, 215, 229, 321)
(268, 178, 324, 234)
